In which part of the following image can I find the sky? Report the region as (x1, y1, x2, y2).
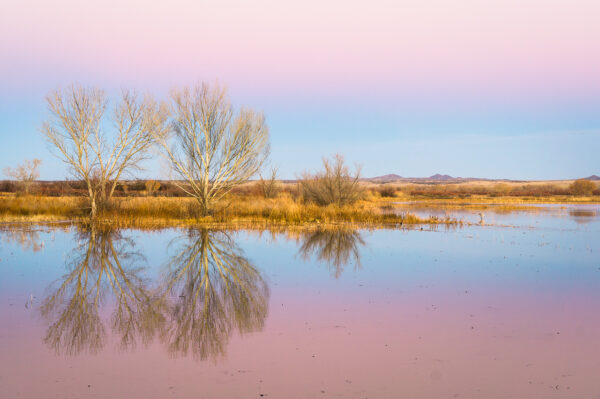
(0, 0, 599, 180)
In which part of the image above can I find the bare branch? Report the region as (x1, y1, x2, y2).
(300, 154, 363, 206)
(154, 82, 270, 215)
(41, 84, 168, 217)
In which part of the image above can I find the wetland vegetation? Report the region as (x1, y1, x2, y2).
(3, 82, 597, 229)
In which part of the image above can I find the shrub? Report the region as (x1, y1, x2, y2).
(145, 180, 161, 196)
(300, 154, 362, 206)
(258, 167, 279, 199)
(378, 186, 397, 198)
(569, 179, 596, 196)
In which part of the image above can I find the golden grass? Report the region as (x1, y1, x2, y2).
(3, 183, 596, 229)
(376, 193, 600, 205)
(0, 194, 458, 228)
(366, 180, 600, 203)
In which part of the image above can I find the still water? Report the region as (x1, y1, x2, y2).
(0, 205, 599, 398)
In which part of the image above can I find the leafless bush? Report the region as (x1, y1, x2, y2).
(300, 154, 362, 206)
(3, 158, 42, 194)
(258, 166, 279, 198)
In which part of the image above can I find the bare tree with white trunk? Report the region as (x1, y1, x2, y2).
(42, 84, 168, 217)
(154, 83, 270, 216)
(3, 158, 42, 194)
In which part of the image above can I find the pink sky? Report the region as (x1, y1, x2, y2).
(2, 0, 600, 100)
(1, 0, 599, 179)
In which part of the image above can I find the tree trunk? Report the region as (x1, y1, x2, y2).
(199, 199, 209, 217)
(90, 196, 97, 218)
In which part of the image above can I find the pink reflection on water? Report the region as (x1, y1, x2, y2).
(1, 286, 599, 398)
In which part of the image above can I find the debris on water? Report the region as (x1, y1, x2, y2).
(25, 294, 34, 309)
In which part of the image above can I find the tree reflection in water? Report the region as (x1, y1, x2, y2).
(39, 226, 164, 355)
(39, 227, 269, 360)
(158, 229, 269, 361)
(298, 229, 366, 278)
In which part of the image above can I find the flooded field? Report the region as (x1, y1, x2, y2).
(1, 204, 599, 398)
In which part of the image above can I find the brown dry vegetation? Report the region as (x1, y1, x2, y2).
(0, 192, 456, 228)
(365, 179, 600, 202)
(0, 178, 597, 227)
(3, 178, 598, 201)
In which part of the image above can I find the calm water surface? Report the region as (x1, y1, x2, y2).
(0, 204, 599, 398)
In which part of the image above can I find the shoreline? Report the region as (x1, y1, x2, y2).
(1, 194, 597, 230)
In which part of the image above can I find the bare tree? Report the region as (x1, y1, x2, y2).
(300, 154, 362, 206)
(3, 158, 42, 194)
(154, 83, 270, 215)
(41, 84, 168, 217)
(258, 166, 279, 198)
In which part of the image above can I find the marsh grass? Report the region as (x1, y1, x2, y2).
(0, 193, 456, 228)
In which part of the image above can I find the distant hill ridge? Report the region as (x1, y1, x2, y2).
(365, 173, 473, 183)
(368, 174, 403, 182)
(365, 173, 600, 183)
(428, 174, 454, 181)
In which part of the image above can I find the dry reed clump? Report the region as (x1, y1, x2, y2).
(0, 195, 86, 217)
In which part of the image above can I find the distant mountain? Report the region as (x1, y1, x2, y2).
(363, 174, 512, 183)
(429, 174, 454, 181)
(368, 174, 403, 183)
(583, 175, 600, 181)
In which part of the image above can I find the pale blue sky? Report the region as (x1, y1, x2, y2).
(1, 89, 598, 181)
(1, 0, 599, 180)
